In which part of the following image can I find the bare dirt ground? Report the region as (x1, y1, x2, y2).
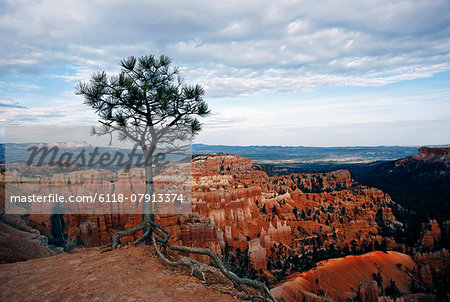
(0, 245, 239, 302)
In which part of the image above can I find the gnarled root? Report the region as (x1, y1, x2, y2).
(111, 219, 276, 301)
(132, 229, 150, 246)
(152, 238, 207, 282)
(161, 240, 276, 301)
(111, 221, 146, 249)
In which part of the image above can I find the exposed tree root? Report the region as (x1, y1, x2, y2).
(162, 242, 274, 301)
(132, 229, 150, 246)
(112, 220, 276, 301)
(112, 221, 146, 249)
(152, 238, 207, 282)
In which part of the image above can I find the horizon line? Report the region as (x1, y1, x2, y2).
(193, 143, 450, 148)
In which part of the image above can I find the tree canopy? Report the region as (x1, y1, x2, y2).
(76, 54, 210, 151)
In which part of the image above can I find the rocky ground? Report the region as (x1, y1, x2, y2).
(0, 245, 239, 302)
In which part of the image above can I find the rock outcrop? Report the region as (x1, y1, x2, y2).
(419, 220, 441, 249)
(0, 216, 55, 263)
(414, 147, 450, 164)
(357, 147, 450, 224)
(357, 281, 380, 302)
(414, 249, 450, 287)
(270, 251, 416, 302)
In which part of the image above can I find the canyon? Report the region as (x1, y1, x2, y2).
(1, 149, 449, 301)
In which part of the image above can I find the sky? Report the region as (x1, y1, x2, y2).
(1, 0, 449, 146)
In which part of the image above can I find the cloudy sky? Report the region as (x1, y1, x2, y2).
(1, 0, 449, 146)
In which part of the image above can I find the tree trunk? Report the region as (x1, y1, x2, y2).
(143, 164, 154, 245)
(112, 164, 154, 248)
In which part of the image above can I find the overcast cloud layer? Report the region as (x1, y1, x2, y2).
(1, 0, 449, 145)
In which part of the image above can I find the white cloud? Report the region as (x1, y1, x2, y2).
(0, 98, 27, 108)
(0, 102, 95, 125)
(8, 83, 42, 91)
(0, 0, 448, 97)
